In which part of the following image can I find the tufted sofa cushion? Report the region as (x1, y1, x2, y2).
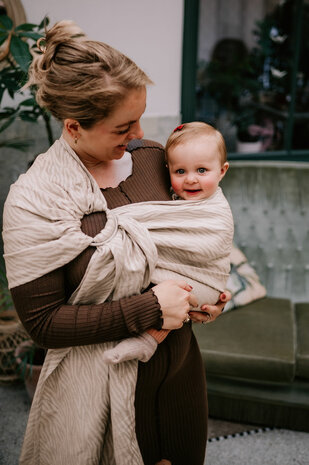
(193, 297, 295, 383)
(295, 302, 309, 379)
(220, 162, 309, 303)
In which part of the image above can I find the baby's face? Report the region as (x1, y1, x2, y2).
(167, 135, 228, 201)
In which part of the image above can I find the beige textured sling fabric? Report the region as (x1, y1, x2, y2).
(3, 137, 233, 465)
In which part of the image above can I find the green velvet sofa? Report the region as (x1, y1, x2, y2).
(193, 161, 309, 432)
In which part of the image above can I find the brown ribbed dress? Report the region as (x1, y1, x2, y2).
(11, 140, 208, 465)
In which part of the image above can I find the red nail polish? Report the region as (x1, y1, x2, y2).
(221, 293, 226, 300)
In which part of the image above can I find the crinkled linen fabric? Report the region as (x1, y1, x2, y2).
(3, 137, 233, 464)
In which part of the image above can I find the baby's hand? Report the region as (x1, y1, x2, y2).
(189, 291, 231, 324)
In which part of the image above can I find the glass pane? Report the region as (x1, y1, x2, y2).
(196, 0, 309, 154)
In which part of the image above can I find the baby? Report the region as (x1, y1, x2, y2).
(103, 121, 232, 364)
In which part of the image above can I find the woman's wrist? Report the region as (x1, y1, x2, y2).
(149, 289, 163, 330)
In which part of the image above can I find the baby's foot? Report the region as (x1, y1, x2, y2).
(103, 333, 158, 364)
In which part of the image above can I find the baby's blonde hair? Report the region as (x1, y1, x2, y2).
(27, 20, 153, 128)
(165, 122, 227, 164)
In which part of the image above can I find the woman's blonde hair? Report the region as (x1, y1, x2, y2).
(165, 122, 227, 164)
(27, 20, 153, 128)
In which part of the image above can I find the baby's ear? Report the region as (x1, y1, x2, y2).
(220, 162, 229, 180)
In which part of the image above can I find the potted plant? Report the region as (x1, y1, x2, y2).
(0, 258, 29, 382)
(0, 13, 51, 396)
(14, 340, 46, 401)
(197, 37, 262, 152)
(234, 106, 263, 153)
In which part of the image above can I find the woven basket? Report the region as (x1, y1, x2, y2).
(0, 309, 29, 382)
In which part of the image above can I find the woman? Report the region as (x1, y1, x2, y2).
(3, 21, 229, 465)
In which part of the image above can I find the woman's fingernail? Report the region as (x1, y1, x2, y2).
(221, 293, 226, 300)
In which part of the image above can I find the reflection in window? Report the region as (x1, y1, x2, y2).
(196, 0, 309, 154)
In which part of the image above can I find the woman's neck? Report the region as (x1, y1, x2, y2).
(62, 131, 132, 188)
(87, 152, 132, 188)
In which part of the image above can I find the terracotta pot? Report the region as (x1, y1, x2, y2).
(14, 340, 45, 401)
(0, 309, 29, 382)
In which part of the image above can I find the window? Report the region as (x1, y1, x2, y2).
(182, 0, 309, 160)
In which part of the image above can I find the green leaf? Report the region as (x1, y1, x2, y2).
(2, 68, 27, 91)
(0, 87, 5, 103)
(19, 97, 36, 106)
(0, 15, 13, 31)
(0, 115, 16, 133)
(0, 68, 26, 98)
(38, 16, 49, 29)
(16, 31, 42, 41)
(0, 108, 16, 120)
(7, 88, 17, 99)
(19, 112, 39, 122)
(10, 35, 32, 72)
(0, 138, 32, 151)
(14, 23, 37, 32)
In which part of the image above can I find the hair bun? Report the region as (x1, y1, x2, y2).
(45, 20, 86, 50)
(29, 20, 86, 87)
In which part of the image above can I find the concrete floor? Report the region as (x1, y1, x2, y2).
(1, 382, 308, 465)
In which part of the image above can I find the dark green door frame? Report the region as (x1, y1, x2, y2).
(181, 0, 199, 123)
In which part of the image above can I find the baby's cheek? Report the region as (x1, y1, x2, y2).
(170, 179, 182, 196)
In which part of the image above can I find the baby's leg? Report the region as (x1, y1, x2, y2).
(102, 329, 169, 365)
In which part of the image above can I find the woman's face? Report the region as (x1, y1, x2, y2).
(72, 87, 146, 165)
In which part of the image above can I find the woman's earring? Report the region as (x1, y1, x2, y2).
(74, 136, 78, 144)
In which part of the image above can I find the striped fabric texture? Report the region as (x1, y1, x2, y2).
(3, 137, 233, 464)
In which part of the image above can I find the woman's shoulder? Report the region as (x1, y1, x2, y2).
(127, 139, 164, 152)
(127, 138, 166, 171)
(125, 139, 170, 202)
(127, 138, 165, 154)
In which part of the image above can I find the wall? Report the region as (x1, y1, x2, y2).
(21, 0, 184, 143)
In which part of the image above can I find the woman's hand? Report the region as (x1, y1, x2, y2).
(152, 280, 198, 330)
(189, 290, 231, 324)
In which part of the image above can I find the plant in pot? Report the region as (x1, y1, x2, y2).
(0, 13, 51, 398)
(1, 253, 45, 400)
(235, 103, 280, 154)
(234, 105, 263, 153)
(0, 258, 29, 382)
(14, 340, 46, 402)
(197, 38, 262, 151)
